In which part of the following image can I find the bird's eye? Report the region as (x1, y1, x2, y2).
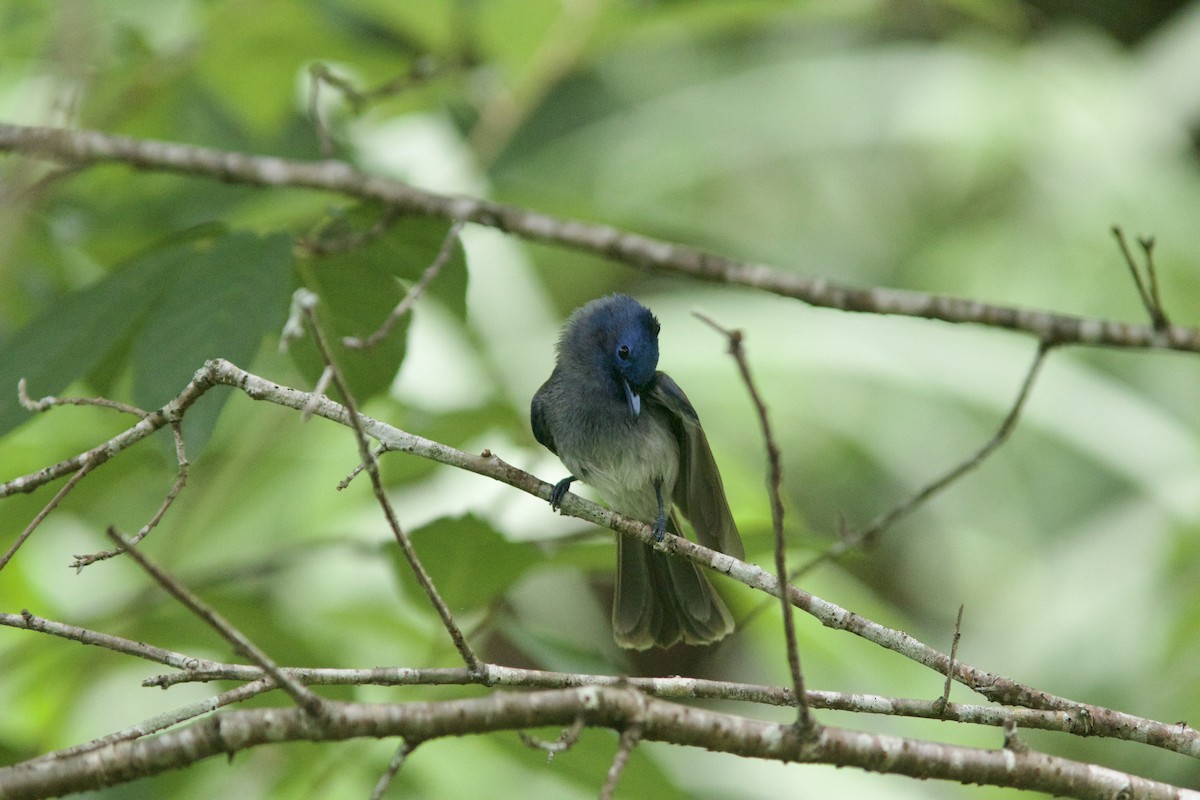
(616, 344, 631, 361)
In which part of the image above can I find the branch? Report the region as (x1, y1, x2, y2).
(1, 122, 1197, 353)
(297, 294, 482, 673)
(0, 686, 1194, 800)
(787, 338, 1053, 583)
(696, 311, 811, 729)
(5, 360, 1197, 761)
(105, 527, 327, 717)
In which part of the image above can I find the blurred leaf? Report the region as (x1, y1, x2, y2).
(291, 208, 469, 403)
(395, 514, 541, 612)
(0, 246, 184, 437)
(388, 215, 470, 321)
(132, 231, 293, 455)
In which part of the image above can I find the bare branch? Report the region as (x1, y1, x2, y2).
(695, 311, 811, 730)
(1, 123, 1197, 353)
(105, 526, 327, 717)
(1112, 225, 1169, 331)
(0, 610, 227, 673)
(369, 740, 415, 800)
(7, 609, 1197, 758)
(299, 300, 482, 673)
(5, 359, 1195, 757)
(72, 422, 189, 570)
(791, 339, 1053, 580)
(0, 686, 1194, 800)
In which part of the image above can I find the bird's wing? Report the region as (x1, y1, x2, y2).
(649, 372, 744, 560)
(530, 379, 558, 455)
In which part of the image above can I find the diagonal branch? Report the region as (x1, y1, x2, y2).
(1, 359, 1190, 750)
(106, 527, 327, 717)
(1, 122, 1198, 353)
(790, 339, 1054, 582)
(298, 296, 482, 673)
(696, 311, 811, 730)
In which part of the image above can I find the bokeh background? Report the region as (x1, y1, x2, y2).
(3, 1, 1200, 797)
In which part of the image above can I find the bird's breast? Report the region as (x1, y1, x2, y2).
(559, 408, 680, 521)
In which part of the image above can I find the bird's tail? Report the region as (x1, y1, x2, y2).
(612, 527, 734, 650)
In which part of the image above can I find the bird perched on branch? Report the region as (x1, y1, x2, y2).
(531, 294, 744, 649)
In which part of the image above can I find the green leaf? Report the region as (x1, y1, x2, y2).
(291, 209, 468, 402)
(0, 246, 185, 437)
(395, 515, 541, 612)
(386, 215, 469, 321)
(131, 231, 294, 455)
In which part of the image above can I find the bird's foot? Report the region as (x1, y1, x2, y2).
(651, 511, 667, 542)
(549, 476, 576, 510)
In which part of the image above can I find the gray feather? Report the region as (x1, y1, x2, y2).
(530, 295, 744, 649)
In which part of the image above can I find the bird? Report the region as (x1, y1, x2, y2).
(530, 294, 744, 649)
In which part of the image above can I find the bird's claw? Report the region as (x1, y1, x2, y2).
(549, 476, 576, 510)
(651, 513, 667, 542)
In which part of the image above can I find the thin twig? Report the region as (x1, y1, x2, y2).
(105, 526, 327, 717)
(72, 422, 189, 570)
(369, 740, 414, 800)
(343, 218, 465, 349)
(299, 300, 482, 673)
(2, 610, 226, 672)
(695, 311, 812, 731)
(0, 457, 95, 572)
(1140, 236, 1166, 325)
(788, 340, 1054, 583)
(298, 204, 404, 256)
(19, 377, 150, 418)
(337, 443, 386, 490)
(517, 716, 585, 762)
(307, 58, 444, 158)
(16, 678, 274, 767)
(934, 605, 965, 717)
(1112, 225, 1169, 331)
(599, 725, 642, 800)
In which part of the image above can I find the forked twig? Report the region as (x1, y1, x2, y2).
(1113, 225, 1169, 331)
(518, 716, 586, 762)
(73, 422, 189, 570)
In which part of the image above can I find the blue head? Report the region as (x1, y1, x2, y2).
(560, 294, 660, 416)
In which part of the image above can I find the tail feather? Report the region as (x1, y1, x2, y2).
(613, 530, 733, 650)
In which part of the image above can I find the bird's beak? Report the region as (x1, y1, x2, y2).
(622, 378, 641, 417)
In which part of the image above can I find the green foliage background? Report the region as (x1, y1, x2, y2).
(3, 1, 1200, 797)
